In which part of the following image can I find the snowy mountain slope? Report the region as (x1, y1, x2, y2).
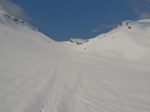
(0, 10, 58, 112)
(0, 8, 150, 112)
(64, 20, 150, 62)
(0, 4, 37, 30)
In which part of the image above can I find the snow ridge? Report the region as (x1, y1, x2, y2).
(64, 20, 150, 62)
(0, 4, 37, 30)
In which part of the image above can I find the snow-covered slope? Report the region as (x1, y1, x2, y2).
(0, 8, 150, 112)
(65, 20, 150, 62)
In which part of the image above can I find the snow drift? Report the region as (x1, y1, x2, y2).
(0, 7, 150, 112)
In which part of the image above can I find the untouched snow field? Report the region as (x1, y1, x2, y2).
(0, 10, 150, 112)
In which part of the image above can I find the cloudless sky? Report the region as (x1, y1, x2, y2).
(11, 0, 137, 41)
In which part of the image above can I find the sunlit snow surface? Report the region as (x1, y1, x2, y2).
(0, 11, 150, 112)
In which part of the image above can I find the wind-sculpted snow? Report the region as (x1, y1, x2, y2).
(0, 17, 150, 112)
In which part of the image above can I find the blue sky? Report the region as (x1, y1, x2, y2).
(9, 0, 150, 41)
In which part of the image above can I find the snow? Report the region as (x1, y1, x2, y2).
(0, 10, 150, 112)
(69, 38, 89, 45)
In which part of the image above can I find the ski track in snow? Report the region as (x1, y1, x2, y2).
(41, 54, 150, 112)
(0, 11, 150, 112)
